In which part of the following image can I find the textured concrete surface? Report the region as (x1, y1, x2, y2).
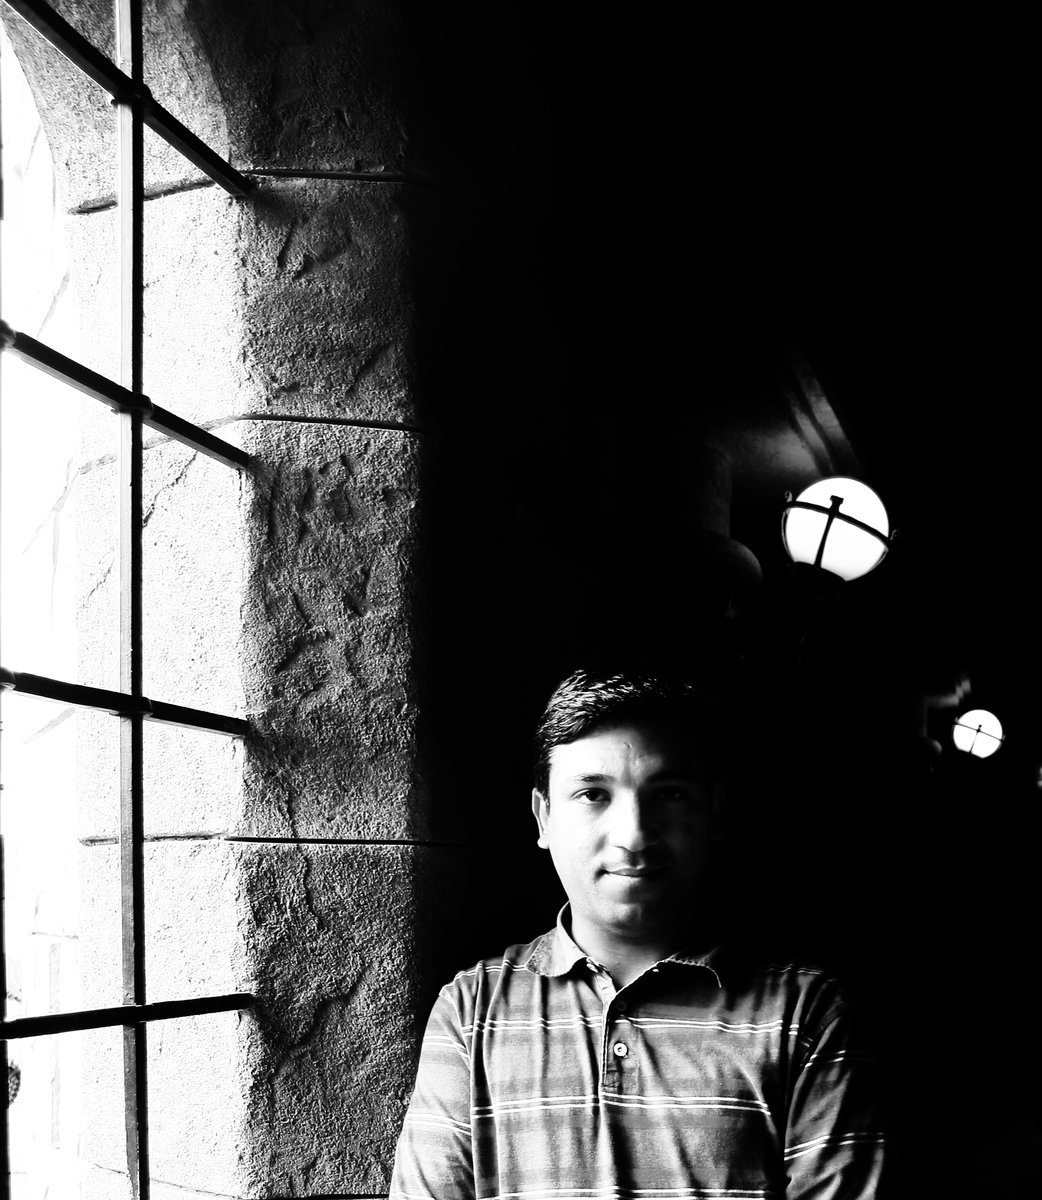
(73, 1026, 128, 1183)
(77, 840, 243, 1009)
(143, 842, 243, 1001)
(61, 177, 414, 426)
(2, 0, 232, 209)
(142, 721, 242, 837)
(181, 0, 408, 173)
(147, 1009, 244, 1195)
(234, 841, 469, 1195)
(0, 2, 115, 211)
(62, 186, 244, 426)
(239, 420, 423, 842)
(140, 186, 244, 424)
(141, 438, 243, 716)
(236, 177, 414, 424)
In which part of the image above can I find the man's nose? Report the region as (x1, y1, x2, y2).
(607, 792, 657, 852)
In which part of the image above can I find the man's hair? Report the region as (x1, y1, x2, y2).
(533, 664, 724, 795)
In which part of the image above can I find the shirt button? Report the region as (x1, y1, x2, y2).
(612, 1041, 629, 1058)
(615, 1000, 628, 1014)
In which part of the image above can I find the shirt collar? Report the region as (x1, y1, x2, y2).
(522, 904, 725, 988)
(521, 907, 588, 977)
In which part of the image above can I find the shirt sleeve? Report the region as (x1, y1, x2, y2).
(389, 984, 475, 1200)
(784, 999, 895, 1198)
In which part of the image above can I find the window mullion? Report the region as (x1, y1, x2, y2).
(3, 0, 252, 196)
(0, 325, 253, 472)
(116, 0, 149, 1196)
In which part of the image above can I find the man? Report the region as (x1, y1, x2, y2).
(390, 666, 893, 1198)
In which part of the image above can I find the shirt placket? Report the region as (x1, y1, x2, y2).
(591, 963, 639, 1096)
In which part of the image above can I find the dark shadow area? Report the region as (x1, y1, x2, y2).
(397, 3, 1040, 1194)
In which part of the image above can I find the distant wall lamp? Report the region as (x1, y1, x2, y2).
(781, 476, 892, 582)
(952, 709, 1004, 758)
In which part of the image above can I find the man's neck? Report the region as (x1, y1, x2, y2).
(568, 916, 688, 989)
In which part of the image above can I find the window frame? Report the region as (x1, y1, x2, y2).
(0, 2, 256, 1197)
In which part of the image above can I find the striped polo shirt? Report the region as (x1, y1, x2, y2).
(390, 910, 891, 1199)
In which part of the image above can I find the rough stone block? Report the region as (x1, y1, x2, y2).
(238, 419, 423, 841)
(142, 721, 242, 837)
(79, 1165, 134, 1200)
(143, 841, 242, 1003)
(0, 347, 119, 691)
(150, 1184, 235, 1200)
(140, 185, 244, 426)
(74, 712, 237, 846)
(75, 1025, 128, 1180)
(3, 0, 233, 213)
(76, 707, 121, 841)
(77, 846, 124, 1011)
(1, 3, 116, 214)
(71, 430, 121, 693)
(236, 178, 414, 424)
(141, 437, 244, 717)
(147, 1009, 243, 1197)
(65, 187, 245, 435)
(186, 0, 408, 172)
(0, 67, 70, 341)
(56, 207, 121, 388)
(233, 841, 471, 1196)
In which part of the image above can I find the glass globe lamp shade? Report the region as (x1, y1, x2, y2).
(952, 709, 1003, 758)
(781, 477, 891, 581)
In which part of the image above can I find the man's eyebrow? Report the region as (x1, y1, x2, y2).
(562, 769, 704, 785)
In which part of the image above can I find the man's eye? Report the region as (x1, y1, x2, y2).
(656, 786, 694, 804)
(574, 789, 608, 804)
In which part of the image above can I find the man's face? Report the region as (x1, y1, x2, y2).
(532, 721, 717, 951)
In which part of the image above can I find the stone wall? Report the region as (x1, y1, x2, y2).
(2, 1, 524, 1195)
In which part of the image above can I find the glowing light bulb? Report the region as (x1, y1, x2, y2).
(782, 477, 890, 581)
(952, 709, 1003, 758)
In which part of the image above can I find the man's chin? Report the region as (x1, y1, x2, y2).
(599, 870, 671, 907)
(602, 895, 671, 937)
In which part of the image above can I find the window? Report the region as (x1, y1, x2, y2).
(2, 2, 254, 1196)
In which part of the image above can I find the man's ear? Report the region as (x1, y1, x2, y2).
(531, 788, 551, 849)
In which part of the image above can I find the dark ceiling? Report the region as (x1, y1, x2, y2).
(489, 3, 1038, 771)
(751, 4, 1036, 761)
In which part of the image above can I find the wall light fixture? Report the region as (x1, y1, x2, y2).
(952, 709, 1004, 758)
(781, 476, 892, 581)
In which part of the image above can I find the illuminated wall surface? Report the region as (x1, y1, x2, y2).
(1, 5, 458, 1194)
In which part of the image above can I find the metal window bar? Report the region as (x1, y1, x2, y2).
(0, 669, 249, 737)
(0, 1, 258, 1197)
(2, 995, 256, 1041)
(0, 324, 253, 472)
(2, 0, 253, 197)
(118, 3, 150, 1195)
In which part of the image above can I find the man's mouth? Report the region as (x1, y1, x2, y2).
(603, 865, 665, 878)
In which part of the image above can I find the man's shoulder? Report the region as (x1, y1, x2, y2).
(718, 937, 858, 1025)
(720, 929, 844, 982)
(439, 929, 554, 997)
